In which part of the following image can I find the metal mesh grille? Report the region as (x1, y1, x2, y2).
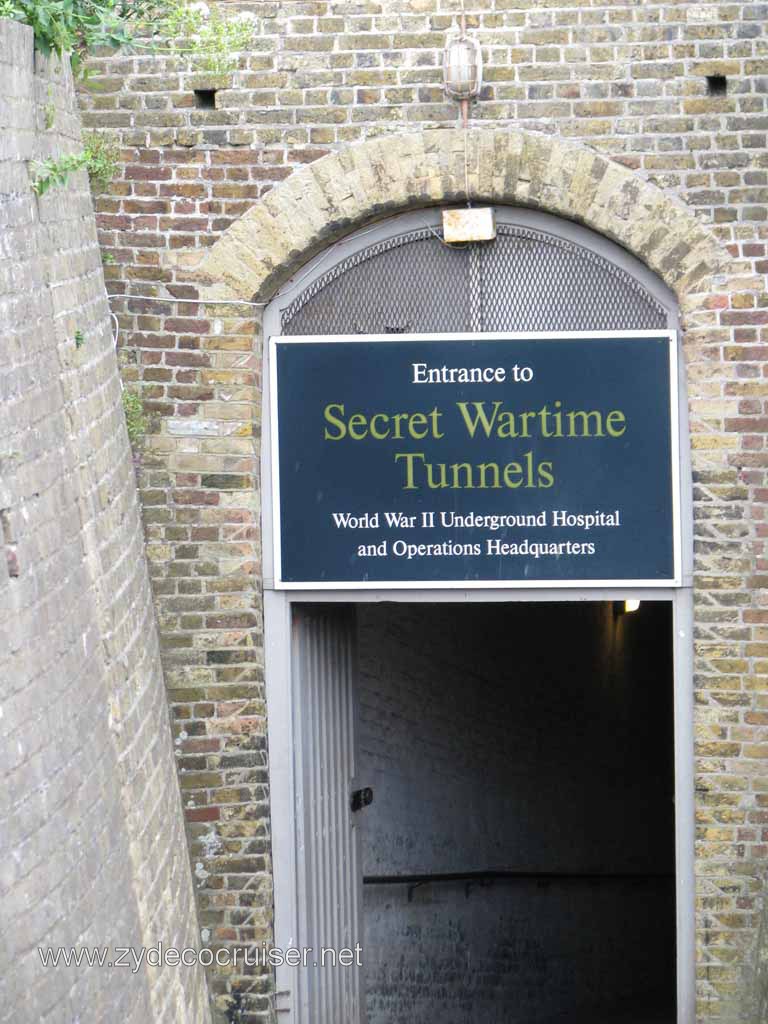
(281, 223, 667, 335)
(481, 226, 666, 331)
(282, 230, 470, 335)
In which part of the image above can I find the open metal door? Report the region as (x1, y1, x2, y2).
(292, 604, 364, 1023)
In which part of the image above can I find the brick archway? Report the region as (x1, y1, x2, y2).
(193, 127, 727, 315)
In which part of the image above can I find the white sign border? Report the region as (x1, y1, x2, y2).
(269, 330, 682, 590)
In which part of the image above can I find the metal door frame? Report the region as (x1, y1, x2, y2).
(262, 207, 695, 1024)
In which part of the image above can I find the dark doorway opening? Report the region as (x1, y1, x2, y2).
(356, 601, 676, 1024)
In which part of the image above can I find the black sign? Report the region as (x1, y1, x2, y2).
(270, 333, 680, 588)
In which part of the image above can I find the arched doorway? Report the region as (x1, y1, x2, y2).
(261, 206, 693, 1024)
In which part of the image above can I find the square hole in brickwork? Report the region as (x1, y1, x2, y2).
(194, 89, 217, 109)
(706, 75, 727, 96)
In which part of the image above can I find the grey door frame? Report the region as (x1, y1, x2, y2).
(262, 207, 695, 1024)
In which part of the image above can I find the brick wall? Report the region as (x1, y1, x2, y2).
(0, 20, 210, 1024)
(76, 2, 768, 1021)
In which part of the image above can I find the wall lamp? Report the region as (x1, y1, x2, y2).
(443, 15, 483, 127)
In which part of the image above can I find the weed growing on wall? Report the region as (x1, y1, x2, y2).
(30, 151, 90, 195)
(161, 3, 256, 74)
(121, 389, 147, 447)
(82, 132, 119, 191)
(30, 132, 119, 195)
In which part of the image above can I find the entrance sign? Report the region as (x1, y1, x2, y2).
(269, 332, 681, 589)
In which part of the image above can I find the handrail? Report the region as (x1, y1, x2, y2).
(363, 869, 674, 885)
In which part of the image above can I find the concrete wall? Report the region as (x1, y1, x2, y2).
(357, 602, 676, 1022)
(0, 20, 210, 1024)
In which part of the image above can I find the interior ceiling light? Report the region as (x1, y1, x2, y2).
(613, 599, 642, 618)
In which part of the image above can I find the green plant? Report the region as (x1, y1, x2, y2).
(82, 131, 119, 191)
(121, 388, 147, 445)
(1, 0, 256, 76)
(0, 0, 172, 76)
(30, 132, 119, 195)
(162, 4, 255, 74)
(31, 151, 89, 194)
(73, 328, 85, 348)
(102, 251, 117, 265)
